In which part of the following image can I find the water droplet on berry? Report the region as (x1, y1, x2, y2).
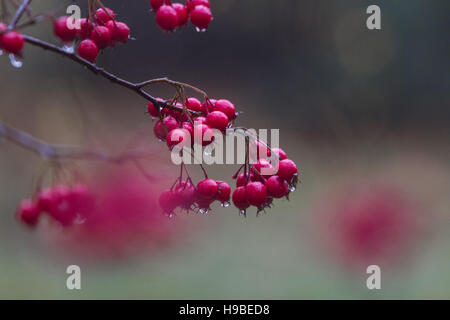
(9, 54, 22, 68)
(165, 212, 175, 219)
(239, 210, 247, 216)
(0, 49, 3, 56)
(289, 186, 296, 192)
(195, 27, 207, 33)
(221, 201, 230, 208)
(62, 42, 75, 54)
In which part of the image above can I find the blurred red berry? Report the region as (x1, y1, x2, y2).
(206, 111, 229, 131)
(150, 0, 165, 11)
(172, 3, 188, 27)
(17, 199, 40, 227)
(78, 39, 99, 62)
(105, 21, 130, 43)
(216, 181, 231, 203)
(245, 182, 267, 208)
(91, 25, 112, 48)
(1, 31, 24, 54)
(156, 5, 179, 32)
(95, 8, 115, 24)
(54, 16, 78, 42)
(190, 5, 212, 30)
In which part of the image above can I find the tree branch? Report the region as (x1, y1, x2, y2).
(0, 120, 157, 164)
(8, 0, 31, 29)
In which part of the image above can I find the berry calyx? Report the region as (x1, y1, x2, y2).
(1, 31, 24, 54)
(206, 111, 229, 131)
(17, 199, 40, 227)
(156, 5, 179, 32)
(172, 3, 189, 27)
(53, 16, 78, 42)
(91, 26, 112, 48)
(265, 176, 289, 198)
(190, 5, 212, 30)
(78, 39, 99, 62)
(245, 182, 267, 208)
(277, 159, 298, 181)
(196, 178, 218, 199)
(232, 187, 249, 211)
(213, 99, 236, 120)
(153, 116, 179, 140)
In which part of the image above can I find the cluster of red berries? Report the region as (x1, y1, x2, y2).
(148, 97, 236, 149)
(17, 184, 95, 228)
(53, 7, 130, 63)
(0, 22, 25, 55)
(160, 178, 231, 217)
(150, 0, 213, 32)
(232, 151, 298, 214)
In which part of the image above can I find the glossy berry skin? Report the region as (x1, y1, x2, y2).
(172, 3, 189, 27)
(201, 99, 216, 114)
(193, 116, 207, 125)
(96, 8, 115, 24)
(159, 189, 178, 214)
(186, 97, 203, 113)
(166, 128, 191, 148)
(1, 31, 24, 54)
(153, 116, 179, 140)
(17, 199, 40, 227)
(245, 182, 268, 208)
(206, 111, 229, 131)
(265, 176, 289, 198)
(78, 18, 92, 40)
(181, 122, 194, 139)
(193, 123, 214, 146)
(78, 39, 99, 62)
(150, 0, 165, 11)
(48, 185, 77, 226)
(251, 140, 271, 161)
(271, 148, 287, 160)
(214, 99, 236, 120)
(216, 181, 231, 203)
(91, 26, 112, 48)
(196, 178, 218, 199)
(156, 5, 179, 32)
(236, 172, 260, 187)
(54, 16, 78, 42)
(175, 182, 196, 210)
(277, 159, 298, 181)
(147, 101, 159, 117)
(232, 187, 249, 211)
(190, 5, 212, 30)
(252, 159, 274, 178)
(105, 21, 130, 43)
(187, 0, 210, 11)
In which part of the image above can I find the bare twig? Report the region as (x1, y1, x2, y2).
(8, 0, 31, 29)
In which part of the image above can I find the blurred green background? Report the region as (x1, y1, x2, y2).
(1, 0, 450, 299)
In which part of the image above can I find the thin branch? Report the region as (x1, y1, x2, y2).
(8, 0, 31, 29)
(0, 120, 156, 164)
(22, 34, 203, 117)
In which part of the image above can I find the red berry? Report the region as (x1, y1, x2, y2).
(216, 181, 231, 203)
(17, 199, 40, 227)
(196, 178, 218, 199)
(78, 39, 99, 62)
(67, 184, 95, 216)
(193, 123, 214, 146)
(190, 5, 212, 30)
(187, 0, 210, 11)
(1, 31, 24, 54)
(105, 21, 130, 43)
(96, 8, 115, 24)
(37, 188, 58, 213)
(265, 176, 289, 198)
(277, 159, 298, 181)
(175, 182, 196, 210)
(236, 172, 260, 187)
(252, 159, 274, 178)
(166, 128, 191, 149)
(150, 0, 165, 11)
(271, 147, 287, 160)
(245, 182, 267, 208)
(181, 121, 194, 138)
(193, 116, 207, 125)
(201, 99, 216, 113)
(153, 116, 179, 140)
(54, 16, 78, 42)
(250, 140, 271, 161)
(156, 5, 179, 32)
(172, 3, 188, 27)
(49, 185, 77, 226)
(214, 99, 236, 120)
(78, 18, 93, 40)
(91, 26, 112, 48)
(232, 187, 249, 211)
(186, 97, 203, 113)
(206, 111, 229, 131)
(159, 189, 178, 214)
(196, 197, 214, 212)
